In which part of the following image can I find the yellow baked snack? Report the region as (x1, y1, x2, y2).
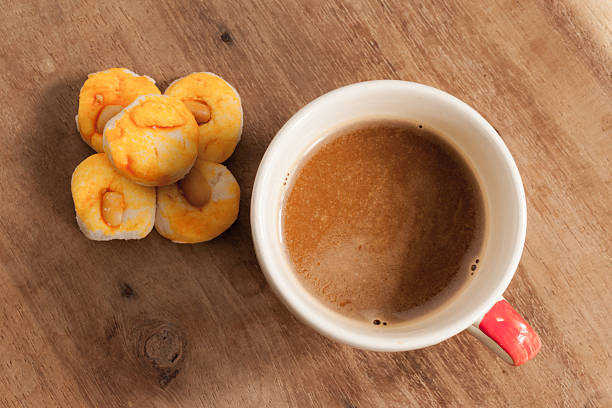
(71, 153, 156, 240)
(103, 94, 199, 186)
(76, 68, 161, 152)
(155, 160, 240, 243)
(164, 72, 243, 163)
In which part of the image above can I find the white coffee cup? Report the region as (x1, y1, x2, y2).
(251, 81, 541, 366)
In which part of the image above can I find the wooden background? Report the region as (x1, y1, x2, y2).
(0, 0, 610, 406)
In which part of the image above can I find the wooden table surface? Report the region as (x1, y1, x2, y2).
(1, 0, 610, 406)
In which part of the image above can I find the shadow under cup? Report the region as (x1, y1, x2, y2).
(251, 81, 526, 351)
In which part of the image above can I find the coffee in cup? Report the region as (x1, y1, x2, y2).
(282, 119, 485, 326)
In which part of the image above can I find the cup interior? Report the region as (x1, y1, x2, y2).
(251, 81, 526, 351)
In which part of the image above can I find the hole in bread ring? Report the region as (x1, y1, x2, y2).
(182, 100, 211, 125)
(96, 105, 123, 134)
(101, 191, 125, 227)
(178, 166, 212, 207)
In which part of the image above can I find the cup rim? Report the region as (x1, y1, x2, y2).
(251, 80, 526, 351)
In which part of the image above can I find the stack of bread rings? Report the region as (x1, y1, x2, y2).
(71, 68, 242, 243)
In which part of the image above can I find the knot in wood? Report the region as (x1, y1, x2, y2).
(144, 325, 182, 369)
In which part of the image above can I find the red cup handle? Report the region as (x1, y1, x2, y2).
(467, 298, 541, 366)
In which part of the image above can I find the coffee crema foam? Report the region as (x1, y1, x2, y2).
(282, 119, 485, 326)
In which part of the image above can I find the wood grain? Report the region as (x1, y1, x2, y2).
(0, 0, 610, 406)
